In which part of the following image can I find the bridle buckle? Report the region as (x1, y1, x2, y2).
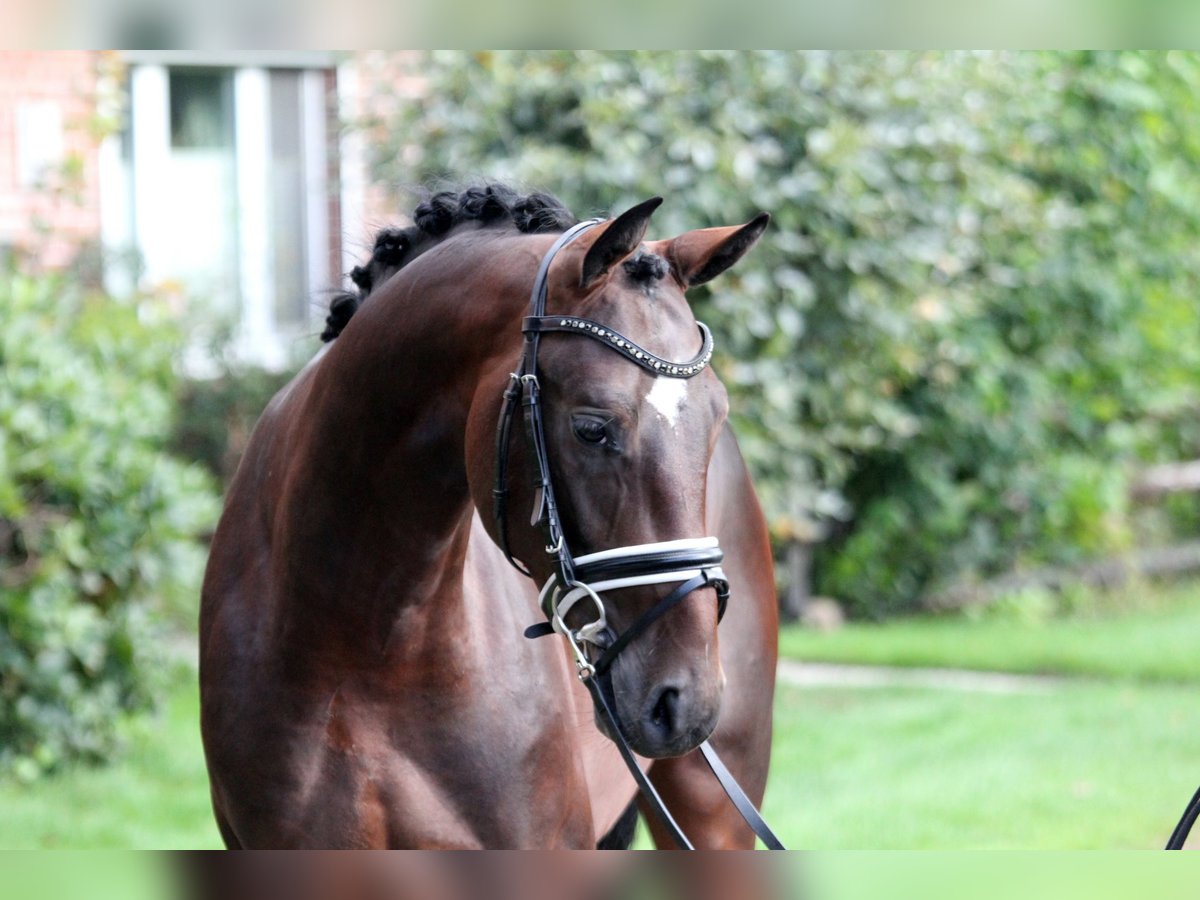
(551, 581, 608, 680)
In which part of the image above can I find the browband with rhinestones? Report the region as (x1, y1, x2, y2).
(521, 316, 714, 378)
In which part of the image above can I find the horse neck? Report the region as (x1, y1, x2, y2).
(275, 230, 542, 644)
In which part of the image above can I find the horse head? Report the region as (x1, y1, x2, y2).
(469, 199, 768, 759)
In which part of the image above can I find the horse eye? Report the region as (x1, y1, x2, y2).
(572, 416, 609, 446)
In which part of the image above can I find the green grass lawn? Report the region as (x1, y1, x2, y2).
(5, 580, 1200, 849)
(763, 681, 1200, 849)
(4, 665, 1199, 848)
(780, 579, 1200, 682)
(0, 675, 223, 849)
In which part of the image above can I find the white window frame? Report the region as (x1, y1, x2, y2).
(102, 53, 335, 371)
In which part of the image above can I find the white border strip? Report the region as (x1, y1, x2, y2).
(572, 536, 718, 567)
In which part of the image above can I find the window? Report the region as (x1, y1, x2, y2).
(15, 101, 65, 188)
(108, 57, 334, 369)
(269, 69, 309, 330)
(170, 70, 234, 149)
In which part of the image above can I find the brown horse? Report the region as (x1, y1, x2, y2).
(199, 186, 779, 848)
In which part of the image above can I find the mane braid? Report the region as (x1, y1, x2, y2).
(321, 184, 579, 342)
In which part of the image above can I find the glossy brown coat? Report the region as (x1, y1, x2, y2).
(199, 213, 779, 848)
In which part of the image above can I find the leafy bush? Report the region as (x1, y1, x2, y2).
(0, 269, 220, 778)
(368, 51, 1200, 616)
(171, 367, 294, 489)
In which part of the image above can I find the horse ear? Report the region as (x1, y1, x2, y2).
(664, 212, 770, 289)
(578, 197, 664, 290)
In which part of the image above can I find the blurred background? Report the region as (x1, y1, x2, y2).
(2, 50, 1199, 848)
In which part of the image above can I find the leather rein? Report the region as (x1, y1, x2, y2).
(492, 219, 785, 850)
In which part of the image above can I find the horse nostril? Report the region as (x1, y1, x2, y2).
(632, 681, 720, 756)
(649, 686, 682, 738)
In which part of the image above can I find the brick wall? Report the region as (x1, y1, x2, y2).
(0, 51, 104, 268)
(339, 51, 426, 267)
(0, 52, 422, 281)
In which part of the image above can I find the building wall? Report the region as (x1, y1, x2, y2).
(0, 51, 420, 281)
(0, 49, 434, 364)
(337, 51, 425, 271)
(113, 56, 345, 368)
(0, 51, 104, 268)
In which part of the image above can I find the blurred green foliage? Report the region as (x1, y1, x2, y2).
(371, 50, 1200, 615)
(0, 269, 219, 778)
(171, 367, 293, 489)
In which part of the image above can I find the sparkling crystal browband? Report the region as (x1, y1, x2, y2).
(521, 316, 715, 378)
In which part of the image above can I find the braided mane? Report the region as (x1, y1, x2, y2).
(322, 185, 578, 341)
(324, 184, 674, 341)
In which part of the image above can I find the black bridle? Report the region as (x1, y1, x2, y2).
(492, 220, 784, 850)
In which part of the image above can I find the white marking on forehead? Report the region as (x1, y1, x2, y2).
(645, 376, 688, 430)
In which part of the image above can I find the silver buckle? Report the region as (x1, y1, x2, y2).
(552, 581, 607, 681)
